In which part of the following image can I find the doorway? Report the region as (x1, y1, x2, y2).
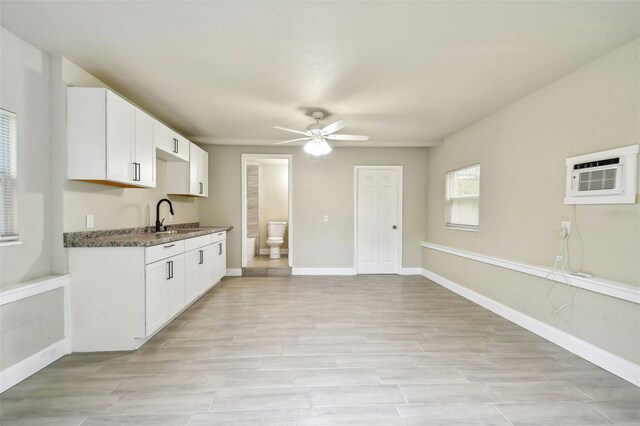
(354, 166, 403, 274)
(241, 154, 293, 273)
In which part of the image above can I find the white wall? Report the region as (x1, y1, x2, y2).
(199, 145, 429, 270)
(0, 28, 67, 375)
(0, 28, 52, 288)
(423, 39, 640, 364)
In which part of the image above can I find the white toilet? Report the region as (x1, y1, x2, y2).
(266, 221, 287, 259)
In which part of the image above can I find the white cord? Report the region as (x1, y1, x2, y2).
(546, 210, 576, 314)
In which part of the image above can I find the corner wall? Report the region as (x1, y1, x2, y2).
(423, 40, 640, 366)
(0, 28, 52, 288)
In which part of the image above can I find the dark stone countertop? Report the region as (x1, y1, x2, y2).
(64, 223, 233, 248)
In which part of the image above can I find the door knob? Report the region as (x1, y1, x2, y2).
(392, 225, 397, 229)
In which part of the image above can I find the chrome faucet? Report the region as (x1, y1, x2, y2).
(155, 198, 175, 232)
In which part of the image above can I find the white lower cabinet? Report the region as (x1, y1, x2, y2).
(185, 244, 215, 305)
(146, 253, 185, 336)
(212, 236, 226, 284)
(185, 248, 202, 305)
(145, 258, 171, 336)
(69, 231, 226, 352)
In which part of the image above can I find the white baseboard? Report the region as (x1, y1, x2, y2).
(421, 268, 640, 387)
(225, 268, 242, 277)
(400, 268, 422, 275)
(292, 268, 356, 276)
(0, 338, 70, 393)
(259, 249, 289, 255)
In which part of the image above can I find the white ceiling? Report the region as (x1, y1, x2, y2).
(1, 1, 639, 147)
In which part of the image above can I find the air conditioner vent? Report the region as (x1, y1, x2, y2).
(565, 144, 638, 205)
(577, 168, 617, 192)
(573, 157, 619, 170)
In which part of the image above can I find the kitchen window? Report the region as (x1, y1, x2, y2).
(446, 164, 480, 231)
(1, 108, 18, 242)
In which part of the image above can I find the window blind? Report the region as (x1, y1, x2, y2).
(0, 108, 18, 241)
(446, 164, 480, 229)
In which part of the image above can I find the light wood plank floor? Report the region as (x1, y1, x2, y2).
(1, 275, 638, 425)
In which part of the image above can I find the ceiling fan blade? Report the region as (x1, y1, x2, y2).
(273, 126, 310, 136)
(326, 134, 370, 141)
(274, 137, 310, 145)
(320, 120, 347, 135)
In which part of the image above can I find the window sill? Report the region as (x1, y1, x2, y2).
(0, 240, 22, 248)
(444, 226, 479, 233)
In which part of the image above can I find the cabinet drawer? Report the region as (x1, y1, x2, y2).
(212, 231, 226, 244)
(184, 234, 212, 251)
(145, 240, 184, 264)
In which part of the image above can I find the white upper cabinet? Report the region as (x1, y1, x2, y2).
(167, 142, 209, 197)
(134, 109, 156, 187)
(154, 121, 189, 162)
(67, 87, 156, 188)
(105, 91, 135, 183)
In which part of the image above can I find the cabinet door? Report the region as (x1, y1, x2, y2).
(189, 144, 200, 196)
(134, 109, 156, 188)
(188, 144, 208, 197)
(106, 91, 134, 184)
(200, 149, 209, 197)
(213, 240, 226, 284)
(145, 260, 170, 336)
(175, 135, 190, 162)
(184, 249, 201, 304)
(154, 121, 175, 155)
(199, 244, 215, 293)
(167, 254, 185, 318)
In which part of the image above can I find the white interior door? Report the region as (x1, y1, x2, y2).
(356, 167, 401, 274)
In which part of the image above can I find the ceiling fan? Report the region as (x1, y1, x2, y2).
(273, 111, 369, 156)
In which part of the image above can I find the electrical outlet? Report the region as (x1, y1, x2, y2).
(86, 214, 94, 229)
(561, 221, 571, 238)
(323, 215, 329, 223)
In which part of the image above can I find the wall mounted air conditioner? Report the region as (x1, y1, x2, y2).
(565, 144, 638, 205)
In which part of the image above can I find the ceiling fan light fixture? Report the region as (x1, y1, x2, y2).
(304, 137, 332, 156)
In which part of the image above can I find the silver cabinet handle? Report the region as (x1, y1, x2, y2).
(164, 244, 175, 248)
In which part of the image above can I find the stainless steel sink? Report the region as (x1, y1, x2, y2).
(154, 229, 199, 235)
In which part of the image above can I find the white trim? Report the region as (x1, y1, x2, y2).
(0, 275, 72, 393)
(63, 283, 72, 353)
(0, 240, 22, 247)
(259, 248, 289, 255)
(565, 144, 639, 165)
(444, 225, 479, 233)
(0, 275, 70, 306)
(400, 268, 422, 275)
(241, 154, 293, 269)
(225, 268, 242, 277)
(421, 268, 640, 386)
(292, 268, 355, 276)
(354, 166, 403, 275)
(0, 340, 70, 393)
(421, 242, 639, 304)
